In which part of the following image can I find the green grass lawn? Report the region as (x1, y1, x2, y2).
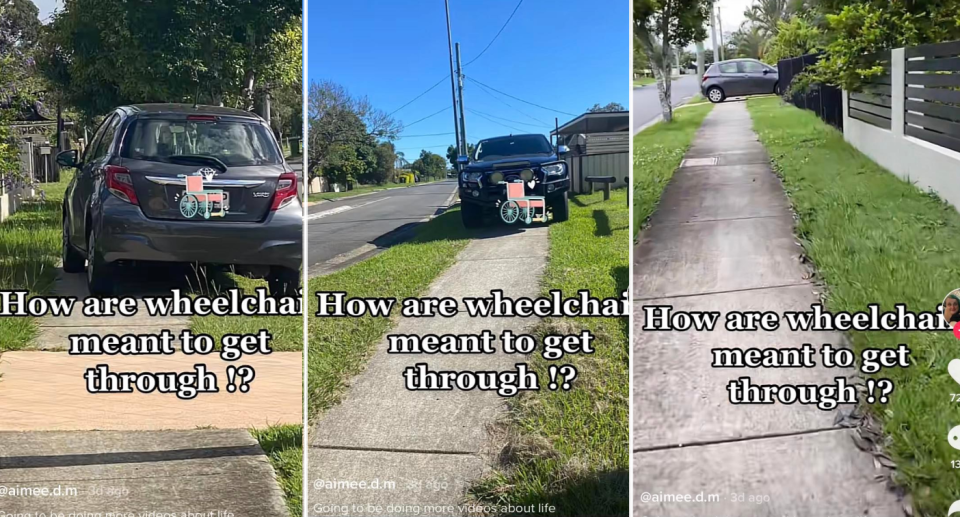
(251, 424, 302, 517)
(633, 103, 713, 239)
(747, 96, 960, 516)
(0, 178, 70, 351)
(469, 190, 629, 516)
(307, 207, 470, 418)
(633, 77, 655, 87)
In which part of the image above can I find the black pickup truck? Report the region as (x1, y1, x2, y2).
(457, 134, 570, 228)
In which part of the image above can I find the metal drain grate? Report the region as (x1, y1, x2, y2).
(680, 157, 719, 167)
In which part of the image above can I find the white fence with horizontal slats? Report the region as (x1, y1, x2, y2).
(843, 41, 960, 211)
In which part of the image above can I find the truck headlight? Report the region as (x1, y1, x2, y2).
(461, 172, 482, 183)
(542, 163, 566, 176)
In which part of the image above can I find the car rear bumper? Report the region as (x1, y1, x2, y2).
(98, 198, 302, 270)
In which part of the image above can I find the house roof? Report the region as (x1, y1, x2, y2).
(551, 111, 629, 136)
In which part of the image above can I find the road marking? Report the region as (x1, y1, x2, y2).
(306, 198, 387, 221)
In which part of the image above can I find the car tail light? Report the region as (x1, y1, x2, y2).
(702, 74, 711, 82)
(105, 165, 139, 205)
(271, 172, 298, 210)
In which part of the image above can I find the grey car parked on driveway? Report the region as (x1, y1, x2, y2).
(701, 59, 779, 103)
(56, 104, 302, 297)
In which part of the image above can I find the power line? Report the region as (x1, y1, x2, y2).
(386, 75, 449, 117)
(466, 108, 550, 129)
(404, 105, 453, 129)
(469, 79, 551, 126)
(396, 143, 452, 151)
(468, 109, 530, 134)
(398, 132, 456, 138)
(465, 76, 577, 117)
(462, 0, 524, 68)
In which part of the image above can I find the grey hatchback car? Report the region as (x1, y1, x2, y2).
(701, 59, 779, 103)
(56, 104, 302, 297)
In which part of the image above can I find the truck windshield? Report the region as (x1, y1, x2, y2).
(474, 135, 553, 162)
(121, 118, 282, 167)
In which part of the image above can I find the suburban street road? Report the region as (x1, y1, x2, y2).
(307, 179, 458, 276)
(633, 75, 701, 134)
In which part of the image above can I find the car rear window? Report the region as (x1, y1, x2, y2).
(719, 62, 738, 73)
(474, 135, 553, 161)
(121, 118, 282, 167)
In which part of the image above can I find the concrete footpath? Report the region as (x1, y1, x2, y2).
(0, 268, 300, 516)
(309, 225, 549, 517)
(632, 102, 903, 516)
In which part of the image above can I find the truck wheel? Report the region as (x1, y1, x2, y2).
(460, 202, 485, 229)
(550, 191, 570, 223)
(268, 267, 300, 298)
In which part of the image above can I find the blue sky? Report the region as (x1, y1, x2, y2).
(308, 0, 628, 161)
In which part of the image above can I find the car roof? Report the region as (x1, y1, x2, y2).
(122, 103, 261, 118)
(712, 58, 768, 65)
(478, 134, 547, 142)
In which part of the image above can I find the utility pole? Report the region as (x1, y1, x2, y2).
(696, 41, 705, 82)
(717, 7, 725, 61)
(455, 43, 468, 159)
(443, 0, 462, 170)
(709, 0, 719, 63)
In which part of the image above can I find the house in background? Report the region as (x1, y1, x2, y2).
(552, 110, 629, 194)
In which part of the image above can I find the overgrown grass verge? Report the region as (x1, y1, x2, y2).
(0, 179, 70, 351)
(469, 190, 629, 516)
(632, 103, 713, 239)
(747, 96, 960, 516)
(307, 207, 470, 418)
(251, 424, 302, 517)
(189, 272, 302, 351)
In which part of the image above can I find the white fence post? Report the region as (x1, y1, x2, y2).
(891, 47, 905, 137)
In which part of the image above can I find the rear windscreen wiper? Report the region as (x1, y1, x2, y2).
(168, 155, 228, 172)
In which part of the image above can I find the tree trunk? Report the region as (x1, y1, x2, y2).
(636, 24, 673, 122)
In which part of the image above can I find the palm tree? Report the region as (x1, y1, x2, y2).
(743, 0, 801, 36)
(731, 25, 771, 60)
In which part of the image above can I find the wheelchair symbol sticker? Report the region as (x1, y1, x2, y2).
(179, 168, 228, 219)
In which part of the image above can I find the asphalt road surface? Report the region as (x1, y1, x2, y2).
(632, 75, 702, 134)
(306, 179, 458, 276)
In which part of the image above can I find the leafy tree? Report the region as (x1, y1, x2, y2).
(38, 0, 301, 121)
(800, 0, 960, 91)
(634, 0, 711, 122)
(588, 102, 626, 112)
(411, 150, 446, 180)
(765, 16, 823, 63)
(446, 143, 476, 167)
(308, 80, 400, 181)
(0, 0, 44, 180)
(0, 0, 40, 52)
(269, 79, 303, 153)
(369, 142, 397, 185)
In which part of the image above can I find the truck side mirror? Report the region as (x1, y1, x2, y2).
(457, 155, 469, 164)
(557, 145, 570, 155)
